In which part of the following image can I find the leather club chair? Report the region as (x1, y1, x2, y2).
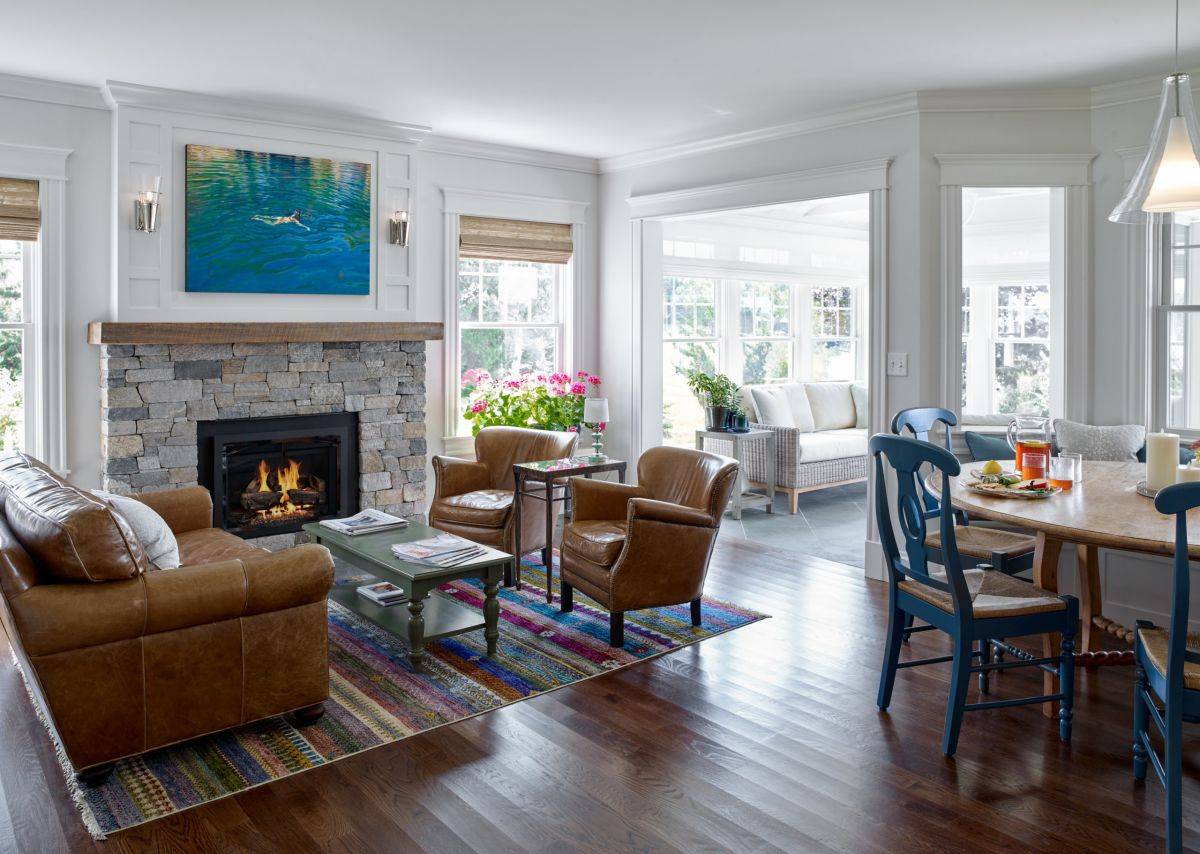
(559, 445, 739, 646)
(430, 426, 577, 586)
(0, 452, 333, 786)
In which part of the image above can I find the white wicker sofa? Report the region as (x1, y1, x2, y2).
(737, 381, 868, 513)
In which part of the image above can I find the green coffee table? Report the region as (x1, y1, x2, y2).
(303, 521, 513, 673)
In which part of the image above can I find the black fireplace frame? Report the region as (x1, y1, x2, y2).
(198, 413, 359, 538)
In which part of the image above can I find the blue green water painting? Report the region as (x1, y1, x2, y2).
(185, 144, 372, 295)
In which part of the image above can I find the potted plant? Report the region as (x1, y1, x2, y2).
(462, 369, 603, 436)
(686, 369, 740, 431)
(727, 401, 750, 433)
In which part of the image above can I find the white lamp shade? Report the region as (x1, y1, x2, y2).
(1111, 74, 1200, 223)
(583, 397, 609, 423)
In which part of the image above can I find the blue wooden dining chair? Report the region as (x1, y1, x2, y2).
(872, 433, 1078, 757)
(1135, 481, 1200, 853)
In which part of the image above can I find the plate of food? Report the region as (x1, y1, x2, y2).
(963, 470, 1060, 499)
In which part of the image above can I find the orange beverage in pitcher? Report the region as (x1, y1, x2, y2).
(1016, 440, 1050, 481)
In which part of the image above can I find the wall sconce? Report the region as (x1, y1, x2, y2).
(134, 178, 161, 233)
(388, 210, 409, 247)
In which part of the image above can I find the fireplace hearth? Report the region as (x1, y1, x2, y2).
(199, 413, 358, 537)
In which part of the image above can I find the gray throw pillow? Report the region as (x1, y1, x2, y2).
(91, 490, 181, 569)
(1052, 419, 1145, 462)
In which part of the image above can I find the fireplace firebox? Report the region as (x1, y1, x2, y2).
(198, 413, 358, 538)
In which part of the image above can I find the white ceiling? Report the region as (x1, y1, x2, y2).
(4, 1, 1199, 159)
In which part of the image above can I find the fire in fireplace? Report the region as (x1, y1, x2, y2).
(198, 413, 358, 537)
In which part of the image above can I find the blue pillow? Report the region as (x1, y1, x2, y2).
(1135, 443, 1195, 465)
(963, 431, 1014, 462)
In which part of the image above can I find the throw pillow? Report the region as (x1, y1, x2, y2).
(92, 490, 181, 569)
(963, 431, 1013, 463)
(1052, 419, 1145, 462)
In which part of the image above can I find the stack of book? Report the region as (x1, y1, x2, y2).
(391, 534, 487, 567)
(355, 581, 409, 606)
(319, 509, 408, 536)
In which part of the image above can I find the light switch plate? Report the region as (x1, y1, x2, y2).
(886, 352, 908, 377)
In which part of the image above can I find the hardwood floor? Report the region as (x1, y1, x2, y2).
(0, 535, 1191, 852)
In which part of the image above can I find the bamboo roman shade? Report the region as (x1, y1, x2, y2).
(459, 215, 573, 264)
(0, 178, 39, 242)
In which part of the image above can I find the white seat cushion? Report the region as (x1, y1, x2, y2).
(794, 428, 867, 463)
(804, 382, 857, 431)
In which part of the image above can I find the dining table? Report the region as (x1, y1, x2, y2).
(937, 458, 1197, 716)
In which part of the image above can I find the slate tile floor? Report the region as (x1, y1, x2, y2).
(718, 482, 868, 568)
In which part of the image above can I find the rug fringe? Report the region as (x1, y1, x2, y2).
(9, 650, 107, 841)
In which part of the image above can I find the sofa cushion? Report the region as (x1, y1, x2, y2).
(805, 382, 857, 431)
(0, 452, 149, 582)
(794, 428, 868, 463)
(963, 431, 1013, 462)
(432, 489, 513, 528)
(93, 490, 180, 569)
(749, 384, 795, 428)
(176, 528, 266, 566)
(850, 382, 868, 429)
(562, 520, 627, 566)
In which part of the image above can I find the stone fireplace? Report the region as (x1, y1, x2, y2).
(90, 322, 442, 548)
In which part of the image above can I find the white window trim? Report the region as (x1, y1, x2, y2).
(936, 154, 1095, 425)
(441, 188, 589, 438)
(0, 142, 70, 474)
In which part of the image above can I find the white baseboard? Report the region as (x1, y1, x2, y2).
(863, 538, 886, 582)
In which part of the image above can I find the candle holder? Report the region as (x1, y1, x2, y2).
(134, 188, 161, 233)
(582, 397, 609, 460)
(389, 210, 409, 247)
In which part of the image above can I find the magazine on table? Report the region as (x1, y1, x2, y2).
(356, 581, 409, 606)
(391, 533, 488, 567)
(319, 509, 408, 536)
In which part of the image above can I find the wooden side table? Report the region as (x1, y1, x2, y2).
(513, 455, 628, 602)
(695, 428, 776, 520)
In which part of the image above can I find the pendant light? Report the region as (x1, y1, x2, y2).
(1110, 0, 1200, 223)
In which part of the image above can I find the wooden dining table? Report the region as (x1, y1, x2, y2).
(938, 458, 1196, 716)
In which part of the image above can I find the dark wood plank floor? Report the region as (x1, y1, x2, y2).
(0, 536, 1193, 853)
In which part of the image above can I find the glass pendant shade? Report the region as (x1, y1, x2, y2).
(1111, 74, 1200, 223)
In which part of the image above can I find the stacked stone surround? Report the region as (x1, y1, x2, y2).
(99, 339, 428, 539)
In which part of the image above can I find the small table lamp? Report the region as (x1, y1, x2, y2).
(582, 397, 609, 459)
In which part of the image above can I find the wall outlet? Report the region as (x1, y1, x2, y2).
(886, 352, 908, 377)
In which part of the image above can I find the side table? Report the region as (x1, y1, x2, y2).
(513, 455, 628, 602)
(695, 428, 776, 519)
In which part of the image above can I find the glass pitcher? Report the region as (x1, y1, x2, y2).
(1007, 416, 1051, 480)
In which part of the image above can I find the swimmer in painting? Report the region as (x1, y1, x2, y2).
(251, 209, 310, 231)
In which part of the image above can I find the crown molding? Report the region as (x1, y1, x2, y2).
(421, 135, 599, 174)
(601, 93, 918, 173)
(916, 88, 1091, 112)
(0, 71, 106, 111)
(102, 81, 432, 145)
(1090, 68, 1200, 109)
(628, 157, 892, 219)
(935, 153, 1096, 186)
(0, 141, 72, 181)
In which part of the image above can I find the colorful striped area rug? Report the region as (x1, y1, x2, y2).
(39, 556, 766, 838)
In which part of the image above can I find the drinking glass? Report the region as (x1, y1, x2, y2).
(1048, 454, 1078, 491)
(1062, 452, 1082, 484)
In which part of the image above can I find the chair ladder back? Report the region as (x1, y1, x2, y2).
(891, 407, 958, 515)
(870, 433, 972, 612)
(1154, 482, 1200, 706)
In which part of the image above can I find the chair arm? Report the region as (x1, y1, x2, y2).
(9, 544, 334, 657)
(627, 497, 716, 528)
(571, 478, 647, 521)
(432, 455, 491, 499)
(134, 485, 213, 535)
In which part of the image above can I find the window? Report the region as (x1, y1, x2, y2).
(1159, 210, 1200, 431)
(809, 286, 858, 380)
(662, 239, 715, 259)
(455, 256, 566, 432)
(0, 240, 29, 451)
(662, 276, 719, 443)
(959, 186, 1064, 420)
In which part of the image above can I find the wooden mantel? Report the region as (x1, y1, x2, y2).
(87, 321, 444, 345)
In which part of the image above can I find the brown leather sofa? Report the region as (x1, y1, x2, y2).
(430, 426, 577, 586)
(559, 445, 738, 646)
(0, 452, 334, 786)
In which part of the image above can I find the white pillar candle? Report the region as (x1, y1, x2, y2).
(1179, 465, 1200, 483)
(1147, 432, 1181, 492)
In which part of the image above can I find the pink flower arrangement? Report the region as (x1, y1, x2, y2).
(460, 368, 604, 435)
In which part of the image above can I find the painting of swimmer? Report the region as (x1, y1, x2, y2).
(185, 144, 372, 295)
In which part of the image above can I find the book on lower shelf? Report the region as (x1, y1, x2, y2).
(391, 533, 487, 567)
(319, 509, 408, 536)
(356, 581, 409, 606)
